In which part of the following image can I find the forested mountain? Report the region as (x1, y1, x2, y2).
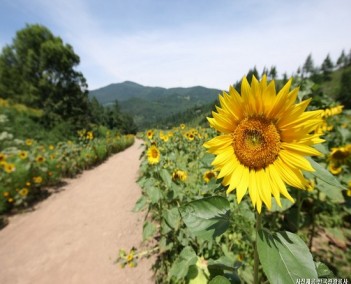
(89, 82, 221, 128)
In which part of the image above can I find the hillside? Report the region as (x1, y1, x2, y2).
(89, 81, 221, 129)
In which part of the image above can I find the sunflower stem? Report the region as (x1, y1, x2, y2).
(254, 212, 262, 284)
(296, 190, 301, 232)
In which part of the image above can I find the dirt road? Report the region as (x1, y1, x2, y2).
(0, 139, 154, 284)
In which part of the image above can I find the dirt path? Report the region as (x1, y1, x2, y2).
(0, 139, 154, 284)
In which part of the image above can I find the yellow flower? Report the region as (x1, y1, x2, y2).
(146, 130, 154, 140)
(203, 170, 217, 183)
(19, 151, 28, 159)
(172, 170, 187, 182)
(4, 163, 16, 173)
(329, 146, 350, 161)
(161, 135, 169, 142)
(33, 176, 43, 184)
(3, 191, 10, 197)
(147, 145, 160, 165)
(328, 162, 342, 175)
(0, 153, 6, 162)
(19, 188, 29, 197)
(321, 105, 344, 118)
(186, 132, 195, 141)
(49, 145, 55, 150)
(35, 155, 45, 163)
(25, 139, 33, 146)
(86, 131, 94, 140)
(347, 181, 351, 197)
(305, 179, 315, 192)
(204, 75, 323, 213)
(180, 123, 186, 129)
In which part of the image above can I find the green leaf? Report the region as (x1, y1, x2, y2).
(163, 207, 181, 229)
(160, 168, 172, 188)
(147, 186, 163, 204)
(188, 258, 210, 284)
(257, 230, 318, 284)
(132, 195, 147, 212)
(315, 261, 335, 278)
(307, 157, 345, 190)
(168, 246, 198, 281)
(142, 221, 156, 241)
(316, 178, 345, 203)
(179, 196, 231, 240)
(208, 275, 231, 284)
(270, 197, 294, 212)
(207, 255, 238, 272)
(201, 153, 215, 165)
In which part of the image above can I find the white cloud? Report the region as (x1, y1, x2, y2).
(4, 0, 351, 90)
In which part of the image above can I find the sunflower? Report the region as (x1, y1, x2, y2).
(146, 130, 154, 140)
(25, 139, 33, 146)
(204, 75, 323, 213)
(19, 188, 29, 197)
(172, 170, 187, 182)
(147, 145, 160, 165)
(4, 163, 16, 173)
(186, 132, 195, 141)
(203, 170, 217, 183)
(33, 176, 43, 184)
(19, 151, 28, 159)
(347, 181, 351, 197)
(35, 155, 45, 163)
(328, 162, 342, 175)
(0, 153, 6, 162)
(329, 146, 350, 161)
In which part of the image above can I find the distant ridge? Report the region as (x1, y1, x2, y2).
(89, 81, 221, 128)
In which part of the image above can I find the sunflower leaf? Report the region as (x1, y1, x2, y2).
(168, 246, 198, 281)
(208, 275, 232, 284)
(160, 168, 172, 188)
(257, 230, 318, 284)
(316, 178, 344, 203)
(143, 221, 157, 241)
(306, 157, 345, 189)
(179, 196, 231, 241)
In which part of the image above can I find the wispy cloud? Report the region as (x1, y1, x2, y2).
(1, 0, 351, 90)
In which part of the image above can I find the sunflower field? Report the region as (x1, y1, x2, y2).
(118, 77, 351, 283)
(0, 99, 135, 217)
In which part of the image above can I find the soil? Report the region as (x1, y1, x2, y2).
(0, 139, 154, 284)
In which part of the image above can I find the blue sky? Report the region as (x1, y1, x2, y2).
(1, 0, 351, 90)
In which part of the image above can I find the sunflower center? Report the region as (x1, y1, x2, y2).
(233, 116, 281, 170)
(151, 149, 158, 158)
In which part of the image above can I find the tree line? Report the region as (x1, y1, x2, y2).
(0, 24, 137, 137)
(233, 50, 351, 109)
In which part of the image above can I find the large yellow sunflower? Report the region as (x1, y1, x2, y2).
(147, 145, 160, 165)
(204, 75, 323, 213)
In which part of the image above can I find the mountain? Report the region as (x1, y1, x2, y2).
(89, 81, 221, 129)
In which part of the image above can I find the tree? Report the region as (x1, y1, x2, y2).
(0, 24, 90, 129)
(321, 54, 334, 81)
(302, 54, 314, 77)
(261, 66, 269, 78)
(336, 50, 348, 68)
(105, 101, 137, 134)
(269, 66, 277, 80)
(336, 69, 351, 109)
(246, 66, 260, 82)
